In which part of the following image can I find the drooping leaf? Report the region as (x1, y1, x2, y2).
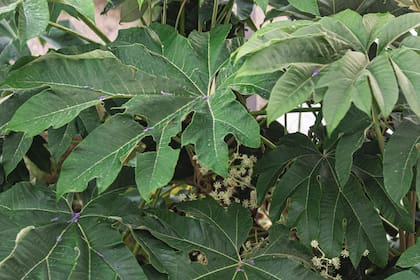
(7, 88, 104, 137)
(317, 51, 371, 134)
(133, 198, 323, 279)
(367, 53, 399, 117)
(377, 13, 420, 53)
(1, 132, 31, 176)
(237, 33, 347, 76)
(18, 0, 49, 41)
(287, 0, 319, 15)
(262, 133, 388, 267)
(332, 107, 371, 186)
(0, 183, 147, 279)
(266, 64, 319, 123)
(383, 118, 420, 203)
(390, 48, 420, 118)
(234, 19, 312, 61)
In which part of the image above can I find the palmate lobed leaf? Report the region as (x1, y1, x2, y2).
(133, 198, 323, 280)
(256, 133, 389, 267)
(0, 182, 147, 279)
(44, 24, 261, 198)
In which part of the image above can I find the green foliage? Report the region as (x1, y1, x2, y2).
(0, 1, 419, 280)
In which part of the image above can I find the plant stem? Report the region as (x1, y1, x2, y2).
(175, 0, 187, 31)
(251, 107, 322, 116)
(261, 135, 276, 149)
(150, 188, 162, 208)
(371, 100, 385, 156)
(148, 0, 153, 25)
(406, 191, 417, 247)
(76, 12, 111, 44)
(211, 0, 219, 28)
(48, 21, 101, 45)
(162, 0, 167, 24)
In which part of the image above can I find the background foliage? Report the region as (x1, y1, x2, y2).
(0, 0, 419, 279)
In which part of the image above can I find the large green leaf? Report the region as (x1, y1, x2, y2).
(390, 48, 420, 118)
(288, 0, 319, 15)
(383, 118, 420, 202)
(2, 50, 144, 95)
(0, 183, 147, 279)
(56, 115, 145, 196)
(18, 0, 49, 40)
(1, 132, 31, 176)
(237, 33, 347, 76)
(262, 133, 388, 267)
(59, 0, 95, 22)
(54, 24, 260, 197)
(133, 199, 323, 279)
(6, 88, 104, 137)
(317, 51, 371, 134)
(377, 13, 420, 53)
(266, 64, 319, 123)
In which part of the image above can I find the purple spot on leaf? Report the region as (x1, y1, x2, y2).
(160, 90, 174, 96)
(202, 96, 209, 101)
(248, 259, 255, 265)
(50, 217, 59, 222)
(236, 267, 244, 272)
(97, 252, 104, 258)
(56, 236, 62, 242)
(311, 69, 320, 77)
(144, 127, 153, 132)
(99, 95, 107, 101)
(68, 212, 81, 223)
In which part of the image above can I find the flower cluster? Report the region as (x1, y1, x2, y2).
(310, 240, 344, 280)
(208, 153, 258, 209)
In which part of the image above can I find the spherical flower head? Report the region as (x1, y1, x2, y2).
(362, 249, 369, 257)
(320, 270, 328, 277)
(340, 249, 349, 258)
(331, 257, 341, 269)
(310, 240, 319, 248)
(187, 193, 198, 201)
(178, 193, 187, 202)
(312, 256, 322, 269)
(335, 274, 343, 280)
(213, 181, 222, 190)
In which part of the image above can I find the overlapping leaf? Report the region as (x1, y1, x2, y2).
(47, 24, 261, 198)
(1, 132, 31, 176)
(0, 182, 146, 279)
(133, 198, 323, 279)
(256, 133, 388, 267)
(383, 117, 420, 202)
